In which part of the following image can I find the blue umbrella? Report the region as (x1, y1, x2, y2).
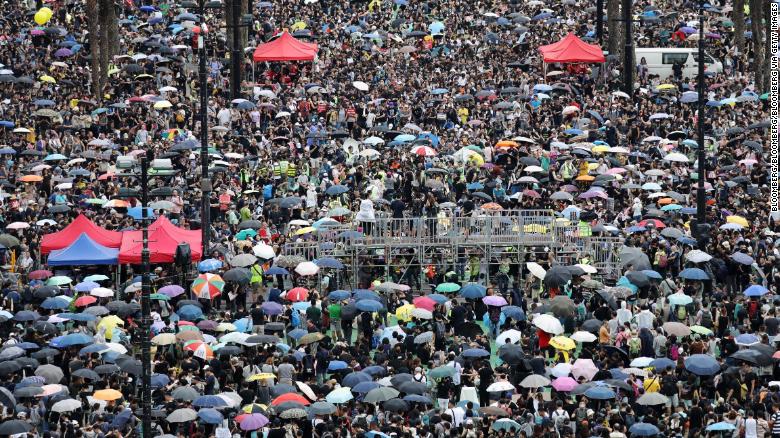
(288, 328, 308, 340)
(51, 333, 93, 348)
(139, 5, 156, 12)
(564, 128, 584, 135)
(356, 300, 384, 312)
(151, 373, 170, 388)
(127, 207, 156, 220)
(678, 267, 709, 281)
(33, 99, 56, 107)
(462, 348, 490, 358)
(57, 312, 96, 322)
(0, 147, 15, 154)
(466, 182, 484, 190)
(198, 259, 223, 272)
(353, 289, 380, 301)
(629, 422, 660, 437)
(177, 305, 204, 321)
(314, 258, 344, 269)
(584, 386, 615, 400)
(193, 395, 228, 408)
(735, 333, 760, 346)
(641, 270, 663, 280)
(730, 252, 754, 265)
(0, 122, 15, 129)
(41, 297, 70, 310)
(342, 371, 372, 387)
(365, 432, 390, 438)
(650, 358, 675, 370)
(264, 266, 289, 276)
(533, 84, 553, 92)
(79, 344, 109, 356)
(16, 342, 39, 350)
(501, 306, 526, 320)
(327, 290, 351, 301)
(361, 366, 386, 376)
(427, 294, 449, 304)
(328, 360, 348, 371)
(683, 354, 720, 375)
(394, 134, 416, 143)
(460, 283, 487, 299)
(74, 281, 99, 292)
(325, 185, 349, 196)
(609, 369, 628, 379)
(706, 422, 736, 432)
(111, 409, 133, 428)
(744, 285, 769, 297)
(197, 408, 223, 424)
(351, 381, 380, 393)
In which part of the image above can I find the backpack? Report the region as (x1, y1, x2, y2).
(700, 310, 713, 328)
(748, 301, 759, 319)
(353, 414, 369, 430)
(302, 354, 314, 374)
(661, 377, 677, 396)
(291, 310, 301, 328)
(676, 305, 687, 321)
(628, 337, 641, 356)
(658, 254, 668, 268)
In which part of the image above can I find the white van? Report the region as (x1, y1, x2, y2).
(635, 48, 723, 80)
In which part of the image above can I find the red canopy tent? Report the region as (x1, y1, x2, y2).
(538, 33, 605, 63)
(41, 214, 123, 254)
(252, 32, 319, 62)
(118, 216, 202, 264)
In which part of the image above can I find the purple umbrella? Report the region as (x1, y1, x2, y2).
(239, 414, 269, 431)
(261, 301, 284, 315)
(706, 32, 721, 39)
(197, 320, 218, 331)
(54, 48, 73, 57)
(482, 296, 508, 306)
(30, 29, 45, 36)
(561, 184, 579, 193)
(680, 26, 697, 34)
(578, 190, 608, 199)
(159, 285, 185, 297)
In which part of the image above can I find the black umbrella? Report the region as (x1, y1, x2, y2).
(580, 319, 603, 333)
(0, 361, 21, 376)
(117, 359, 142, 376)
(730, 349, 771, 367)
(270, 384, 297, 397)
(95, 364, 120, 375)
(177, 300, 202, 309)
(33, 286, 59, 299)
(223, 268, 251, 284)
(604, 379, 634, 392)
(30, 348, 59, 359)
(497, 344, 524, 364)
(238, 220, 262, 230)
(15, 358, 38, 369)
(216, 346, 242, 356)
(626, 271, 650, 288)
(390, 373, 414, 387)
(383, 398, 410, 412)
(72, 368, 100, 380)
(543, 266, 572, 288)
(0, 387, 15, 412)
(620, 247, 652, 271)
(458, 321, 485, 338)
(597, 291, 619, 310)
(397, 381, 428, 395)
(0, 420, 33, 435)
(13, 387, 42, 398)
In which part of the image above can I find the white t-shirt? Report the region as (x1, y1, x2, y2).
(745, 418, 758, 438)
(448, 360, 462, 385)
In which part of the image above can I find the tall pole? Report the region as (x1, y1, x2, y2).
(199, 0, 211, 255)
(140, 157, 151, 438)
(622, 0, 633, 96)
(229, 0, 242, 100)
(695, 0, 706, 226)
(596, 0, 604, 43)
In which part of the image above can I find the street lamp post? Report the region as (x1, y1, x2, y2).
(596, 0, 604, 43)
(139, 157, 151, 438)
(695, 0, 706, 226)
(622, 0, 634, 96)
(229, 0, 242, 101)
(195, 0, 212, 256)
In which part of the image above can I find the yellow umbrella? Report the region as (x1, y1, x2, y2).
(291, 21, 307, 31)
(97, 315, 124, 340)
(726, 215, 749, 228)
(246, 373, 276, 382)
(153, 100, 172, 109)
(39, 75, 56, 83)
(523, 224, 548, 233)
(395, 304, 415, 322)
(216, 322, 236, 332)
(294, 226, 316, 235)
(575, 175, 595, 182)
(93, 389, 123, 401)
(108, 67, 121, 75)
(554, 218, 571, 226)
(656, 84, 676, 90)
(592, 145, 610, 154)
(467, 153, 484, 166)
(152, 333, 177, 345)
(549, 336, 576, 351)
(241, 403, 268, 413)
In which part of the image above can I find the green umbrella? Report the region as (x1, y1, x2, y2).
(150, 293, 170, 301)
(235, 229, 257, 241)
(428, 366, 456, 379)
(85, 198, 106, 205)
(435, 282, 461, 293)
(47, 276, 72, 286)
(760, 93, 769, 100)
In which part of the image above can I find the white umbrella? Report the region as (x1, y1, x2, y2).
(296, 381, 317, 401)
(6, 222, 29, 230)
(575, 264, 598, 274)
(570, 331, 597, 343)
(496, 329, 522, 344)
(571, 359, 599, 381)
(550, 363, 573, 378)
(36, 219, 57, 226)
(664, 152, 690, 162)
(220, 332, 250, 344)
(217, 392, 242, 408)
(295, 261, 319, 276)
(486, 381, 515, 392)
(531, 314, 563, 335)
(257, 89, 276, 99)
(519, 374, 550, 388)
(411, 308, 432, 319)
(526, 262, 546, 280)
(685, 249, 712, 263)
(52, 398, 82, 413)
(90, 287, 114, 298)
(621, 367, 648, 377)
(252, 243, 276, 259)
(363, 136, 385, 145)
(637, 392, 668, 406)
(352, 81, 369, 91)
(612, 91, 630, 99)
(562, 105, 580, 116)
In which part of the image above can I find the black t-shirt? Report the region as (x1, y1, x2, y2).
(478, 366, 493, 390)
(766, 317, 779, 336)
(689, 406, 703, 428)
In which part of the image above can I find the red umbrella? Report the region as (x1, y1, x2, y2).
(29, 270, 53, 280)
(638, 219, 666, 229)
(286, 287, 308, 302)
(413, 296, 436, 311)
(271, 393, 310, 406)
(74, 295, 97, 307)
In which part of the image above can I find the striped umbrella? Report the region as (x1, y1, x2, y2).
(191, 273, 225, 300)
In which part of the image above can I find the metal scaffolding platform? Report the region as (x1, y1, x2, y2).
(281, 210, 622, 291)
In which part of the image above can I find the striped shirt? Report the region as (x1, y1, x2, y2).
(771, 411, 780, 435)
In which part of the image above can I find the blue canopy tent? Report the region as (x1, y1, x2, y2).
(48, 233, 119, 266)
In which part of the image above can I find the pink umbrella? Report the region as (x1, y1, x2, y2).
(552, 376, 578, 392)
(482, 295, 508, 306)
(605, 168, 627, 175)
(571, 359, 599, 381)
(30, 29, 45, 36)
(413, 296, 436, 311)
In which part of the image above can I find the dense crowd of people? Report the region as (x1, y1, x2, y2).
(0, 0, 774, 437)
